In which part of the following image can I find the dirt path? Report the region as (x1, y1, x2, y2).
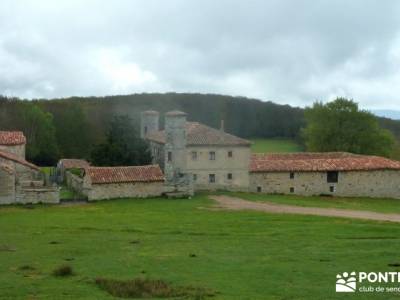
(209, 195, 400, 223)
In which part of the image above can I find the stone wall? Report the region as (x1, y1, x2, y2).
(0, 162, 15, 204)
(186, 145, 250, 191)
(250, 170, 400, 199)
(15, 184, 59, 204)
(0, 144, 25, 158)
(87, 181, 165, 201)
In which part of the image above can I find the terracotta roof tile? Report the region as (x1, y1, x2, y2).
(0, 131, 26, 145)
(0, 150, 39, 170)
(87, 165, 164, 184)
(250, 152, 400, 172)
(59, 159, 90, 169)
(146, 122, 251, 146)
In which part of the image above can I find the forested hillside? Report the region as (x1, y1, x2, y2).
(1, 93, 399, 165)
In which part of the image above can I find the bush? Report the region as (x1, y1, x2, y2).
(52, 265, 73, 277)
(95, 277, 215, 299)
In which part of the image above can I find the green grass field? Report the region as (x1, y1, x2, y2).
(1, 195, 400, 299)
(229, 192, 400, 214)
(251, 138, 302, 153)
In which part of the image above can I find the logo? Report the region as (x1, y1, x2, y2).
(336, 272, 357, 292)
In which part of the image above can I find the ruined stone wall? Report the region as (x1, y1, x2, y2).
(250, 170, 400, 199)
(186, 145, 250, 191)
(0, 144, 25, 158)
(87, 181, 165, 201)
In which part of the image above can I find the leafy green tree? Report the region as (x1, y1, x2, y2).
(50, 102, 92, 158)
(21, 104, 59, 165)
(302, 98, 395, 157)
(91, 115, 152, 166)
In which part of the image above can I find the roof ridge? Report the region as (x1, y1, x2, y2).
(88, 164, 160, 169)
(0, 149, 39, 170)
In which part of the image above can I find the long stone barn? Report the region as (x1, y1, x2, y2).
(76, 165, 165, 201)
(249, 152, 400, 199)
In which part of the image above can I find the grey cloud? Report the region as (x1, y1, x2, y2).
(1, 0, 400, 108)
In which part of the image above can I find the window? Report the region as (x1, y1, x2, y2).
(209, 151, 216, 160)
(191, 151, 198, 160)
(228, 151, 233, 158)
(290, 172, 294, 179)
(144, 126, 148, 134)
(327, 171, 339, 183)
(227, 173, 233, 180)
(329, 186, 336, 193)
(257, 186, 262, 193)
(209, 174, 216, 183)
(167, 151, 172, 162)
(193, 174, 197, 181)
(290, 187, 295, 193)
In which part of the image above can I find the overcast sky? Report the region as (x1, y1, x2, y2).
(1, 0, 400, 109)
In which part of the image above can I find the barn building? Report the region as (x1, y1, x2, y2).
(250, 152, 400, 199)
(75, 165, 165, 201)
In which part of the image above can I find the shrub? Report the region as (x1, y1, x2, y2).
(19, 265, 36, 271)
(95, 277, 215, 299)
(52, 265, 73, 277)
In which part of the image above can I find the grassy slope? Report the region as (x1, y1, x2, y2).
(228, 192, 400, 214)
(1, 196, 400, 299)
(251, 138, 302, 153)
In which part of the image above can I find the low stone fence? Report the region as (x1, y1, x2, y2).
(16, 181, 59, 204)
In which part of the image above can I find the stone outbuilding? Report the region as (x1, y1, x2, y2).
(249, 152, 400, 199)
(69, 164, 165, 201)
(0, 131, 59, 205)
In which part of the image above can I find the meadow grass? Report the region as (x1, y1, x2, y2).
(1, 195, 400, 299)
(228, 192, 400, 214)
(250, 138, 302, 153)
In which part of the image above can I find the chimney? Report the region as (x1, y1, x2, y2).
(220, 120, 225, 132)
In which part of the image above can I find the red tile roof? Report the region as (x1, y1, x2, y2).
(0, 150, 39, 170)
(250, 152, 400, 172)
(87, 165, 164, 184)
(0, 131, 26, 145)
(146, 122, 251, 146)
(59, 159, 90, 169)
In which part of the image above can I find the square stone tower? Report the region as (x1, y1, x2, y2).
(164, 110, 193, 196)
(164, 111, 187, 182)
(140, 110, 159, 138)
